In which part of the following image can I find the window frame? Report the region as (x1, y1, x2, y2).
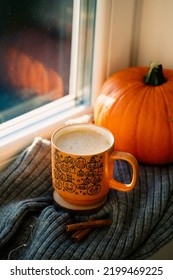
(0, 0, 96, 170)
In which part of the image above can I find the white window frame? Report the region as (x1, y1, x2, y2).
(0, 0, 136, 170)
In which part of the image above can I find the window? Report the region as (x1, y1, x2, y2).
(0, 0, 97, 123)
(0, 0, 97, 169)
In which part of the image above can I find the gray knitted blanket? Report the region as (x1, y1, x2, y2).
(0, 137, 173, 260)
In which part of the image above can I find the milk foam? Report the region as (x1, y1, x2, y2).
(55, 129, 111, 155)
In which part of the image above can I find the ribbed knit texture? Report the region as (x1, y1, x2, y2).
(0, 137, 173, 259)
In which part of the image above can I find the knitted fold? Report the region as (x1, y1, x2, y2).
(0, 137, 173, 259)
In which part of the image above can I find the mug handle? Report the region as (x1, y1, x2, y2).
(109, 151, 139, 192)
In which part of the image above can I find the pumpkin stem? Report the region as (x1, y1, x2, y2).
(144, 62, 167, 86)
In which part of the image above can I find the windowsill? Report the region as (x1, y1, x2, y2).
(0, 105, 93, 171)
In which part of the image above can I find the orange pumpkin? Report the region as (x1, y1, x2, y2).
(94, 63, 173, 164)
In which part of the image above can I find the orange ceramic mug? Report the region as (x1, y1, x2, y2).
(51, 123, 139, 210)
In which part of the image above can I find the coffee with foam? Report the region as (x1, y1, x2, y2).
(55, 128, 111, 155)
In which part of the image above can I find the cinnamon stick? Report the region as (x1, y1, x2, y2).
(71, 217, 95, 242)
(66, 219, 112, 232)
(71, 228, 92, 242)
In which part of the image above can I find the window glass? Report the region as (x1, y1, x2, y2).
(0, 0, 73, 123)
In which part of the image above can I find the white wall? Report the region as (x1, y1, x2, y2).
(108, 0, 173, 74)
(107, 0, 136, 74)
(136, 0, 173, 68)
